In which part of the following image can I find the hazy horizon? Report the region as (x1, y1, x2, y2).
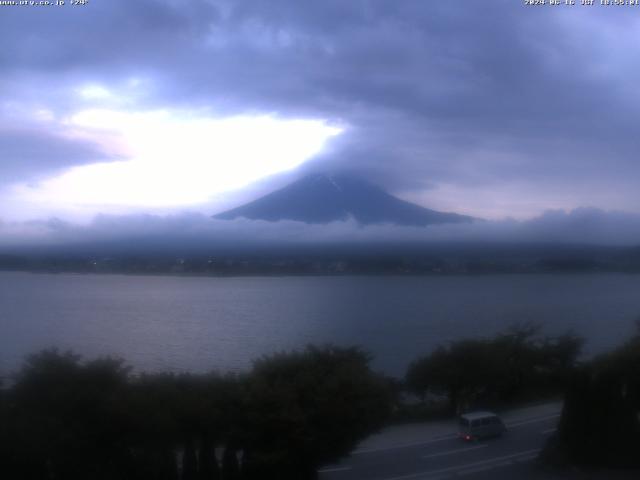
(2, 206, 640, 253)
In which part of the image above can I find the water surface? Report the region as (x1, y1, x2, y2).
(1, 272, 639, 376)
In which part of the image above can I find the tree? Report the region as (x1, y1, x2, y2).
(198, 435, 220, 480)
(1, 345, 393, 479)
(545, 333, 640, 468)
(407, 338, 508, 414)
(8, 350, 132, 480)
(242, 345, 392, 479)
(222, 445, 241, 480)
(406, 324, 584, 414)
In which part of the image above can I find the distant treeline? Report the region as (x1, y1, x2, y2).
(3, 245, 640, 276)
(1, 325, 638, 478)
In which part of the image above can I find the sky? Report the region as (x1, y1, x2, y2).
(1, 0, 640, 228)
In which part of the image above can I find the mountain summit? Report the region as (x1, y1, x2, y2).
(214, 174, 474, 226)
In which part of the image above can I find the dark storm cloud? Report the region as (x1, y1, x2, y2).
(0, 0, 218, 73)
(0, 129, 113, 184)
(1, 0, 639, 216)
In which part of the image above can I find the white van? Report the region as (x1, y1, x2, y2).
(458, 411, 506, 441)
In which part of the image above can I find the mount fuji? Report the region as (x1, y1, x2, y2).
(214, 174, 475, 226)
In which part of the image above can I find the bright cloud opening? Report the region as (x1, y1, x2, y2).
(13, 109, 343, 210)
(78, 85, 113, 100)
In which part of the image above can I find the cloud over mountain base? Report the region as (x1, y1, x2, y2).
(1, 208, 639, 254)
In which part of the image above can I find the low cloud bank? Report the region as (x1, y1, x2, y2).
(1, 207, 639, 253)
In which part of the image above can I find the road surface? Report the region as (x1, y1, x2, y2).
(318, 403, 564, 480)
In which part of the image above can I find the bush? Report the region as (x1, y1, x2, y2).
(0, 345, 393, 480)
(406, 324, 583, 414)
(544, 334, 640, 468)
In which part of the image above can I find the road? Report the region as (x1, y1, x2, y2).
(318, 403, 562, 480)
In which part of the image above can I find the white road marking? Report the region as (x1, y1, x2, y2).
(457, 463, 498, 476)
(379, 449, 540, 480)
(421, 444, 487, 459)
(352, 434, 457, 455)
(541, 427, 557, 434)
(317, 466, 352, 473)
(515, 453, 539, 462)
(506, 413, 560, 428)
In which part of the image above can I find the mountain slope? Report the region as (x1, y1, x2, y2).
(214, 174, 474, 226)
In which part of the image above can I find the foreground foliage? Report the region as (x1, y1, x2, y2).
(0, 346, 391, 480)
(543, 332, 640, 468)
(405, 323, 583, 414)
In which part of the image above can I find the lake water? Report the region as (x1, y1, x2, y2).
(1, 272, 639, 377)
